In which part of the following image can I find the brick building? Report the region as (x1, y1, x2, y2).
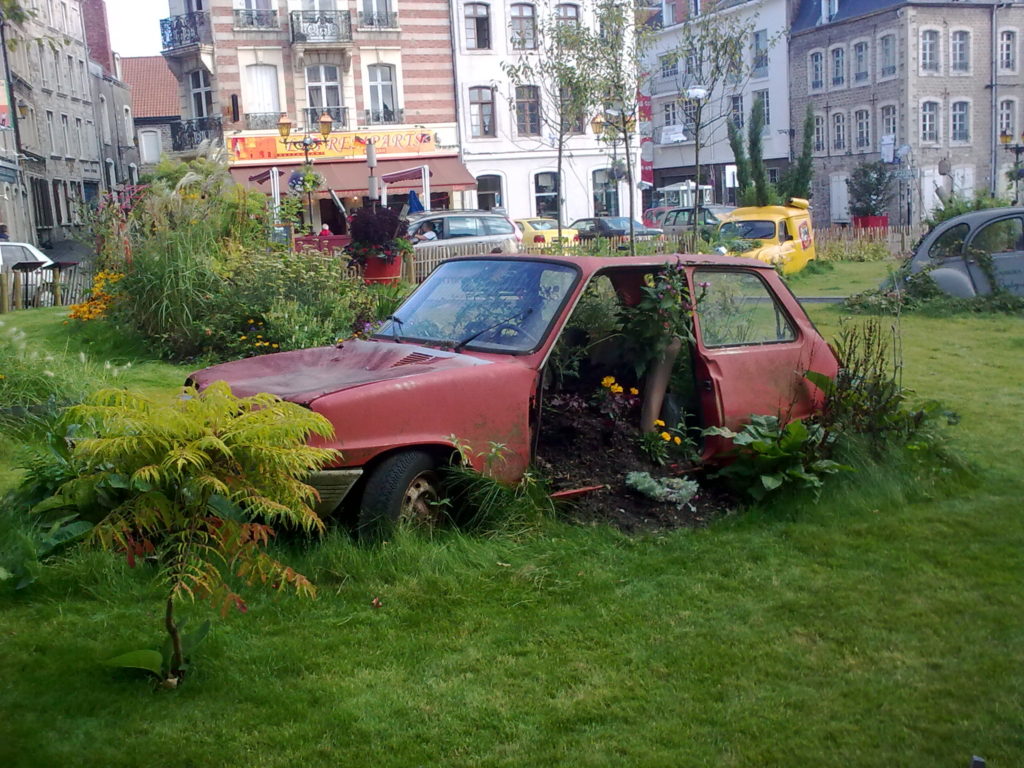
(159, 0, 474, 232)
(789, 0, 1024, 225)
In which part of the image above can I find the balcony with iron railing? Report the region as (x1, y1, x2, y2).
(305, 106, 348, 130)
(234, 9, 279, 30)
(245, 112, 283, 131)
(357, 11, 399, 28)
(171, 116, 222, 152)
(290, 10, 353, 44)
(160, 12, 211, 51)
(365, 107, 403, 126)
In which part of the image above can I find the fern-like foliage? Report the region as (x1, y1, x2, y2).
(52, 382, 339, 677)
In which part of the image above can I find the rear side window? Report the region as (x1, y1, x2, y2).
(446, 216, 485, 237)
(970, 216, 1024, 254)
(694, 269, 796, 348)
(928, 223, 968, 260)
(484, 216, 515, 235)
(0, 244, 33, 269)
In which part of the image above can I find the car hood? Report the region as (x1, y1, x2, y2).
(189, 339, 494, 405)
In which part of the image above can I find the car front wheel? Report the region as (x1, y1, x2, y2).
(357, 451, 445, 540)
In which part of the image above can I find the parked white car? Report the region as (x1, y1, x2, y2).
(1, 242, 56, 306)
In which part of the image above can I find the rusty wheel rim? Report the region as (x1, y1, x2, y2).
(399, 471, 442, 526)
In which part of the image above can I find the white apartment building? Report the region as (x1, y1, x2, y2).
(450, 0, 641, 223)
(647, 0, 791, 206)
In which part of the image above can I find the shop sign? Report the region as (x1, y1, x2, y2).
(229, 129, 438, 164)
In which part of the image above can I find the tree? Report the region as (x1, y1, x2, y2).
(846, 161, 895, 218)
(778, 104, 815, 200)
(748, 94, 770, 206)
(660, 0, 778, 221)
(50, 383, 338, 684)
(591, 0, 654, 255)
(728, 93, 776, 207)
(502, 14, 601, 241)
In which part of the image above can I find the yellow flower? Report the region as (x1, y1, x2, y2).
(654, 419, 665, 427)
(611, 384, 623, 394)
(660, 432, 671, 441)
(271, 343, 279, 348)
(239, 335, 247, 340)
(630, 387, 639, 395)
(674, 436, 682, 445)
(601, 376, 615, 388)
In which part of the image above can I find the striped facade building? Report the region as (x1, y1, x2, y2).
(160, 0, 474, 233)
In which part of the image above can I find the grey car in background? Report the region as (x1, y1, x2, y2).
(407, 210, 521, 253)
(909, 208, 1024, 297)
(661, 205, 735, 238)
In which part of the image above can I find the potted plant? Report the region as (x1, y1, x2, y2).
(344, 205, 411, 284)
(847, 161, 894, 228)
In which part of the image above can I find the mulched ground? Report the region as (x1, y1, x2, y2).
(535, 405, 738, 534)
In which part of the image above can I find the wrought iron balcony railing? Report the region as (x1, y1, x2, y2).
(290, 10, 353, 44)
(171, 117, 222, 152)
(365, 107, 403, 125)
(234, 9, 279, 29)
(357, 11, 399, 28)
(305, 106, 348, 130)
(160, 12, 210, 50)
(245, 112, 283, 131)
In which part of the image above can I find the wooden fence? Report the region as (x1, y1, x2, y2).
(813, 225, 925, 257)
(0, 265, 91, 313)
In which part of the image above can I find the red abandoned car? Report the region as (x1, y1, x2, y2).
(190, 254, 838, 535)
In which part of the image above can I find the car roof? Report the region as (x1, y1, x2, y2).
(443, 252, 777, 273)
(725, 205, 809, 220)
(0, 241, 53, 266)
(408, 209, 506, 219)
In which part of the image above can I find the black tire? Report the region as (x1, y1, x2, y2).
(357, 451, 444, 540)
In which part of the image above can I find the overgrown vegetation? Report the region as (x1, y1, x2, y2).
(83, 151, 404, 362)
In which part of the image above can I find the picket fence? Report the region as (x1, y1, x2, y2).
(0, 265, 91, 314)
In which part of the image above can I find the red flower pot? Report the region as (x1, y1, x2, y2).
(852, 215, 889, 229)
(362, 253, 403, 284)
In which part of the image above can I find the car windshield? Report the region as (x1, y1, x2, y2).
(375, 259, 579, 353)
(719, 220, 777, 240)
(526, 219, 558, 231)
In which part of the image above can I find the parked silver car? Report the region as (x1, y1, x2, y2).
(407, 210, 521, 253)
(909, 207, 1024, 297)
(660, 205, 735, 238)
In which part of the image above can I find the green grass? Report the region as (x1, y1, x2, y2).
(786, 260, 897, 298)
(1, 304, 1023, 767)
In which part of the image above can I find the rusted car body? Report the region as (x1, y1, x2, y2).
(190, 254, 837, 532)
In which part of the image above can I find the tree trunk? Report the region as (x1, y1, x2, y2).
(624, 125, 636, 257)
(165, 595, 184, 678)
(557, 134, 565, 244)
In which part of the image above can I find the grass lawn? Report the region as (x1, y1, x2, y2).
(785, 260, 897, 298)
(1, 305, 1022, 767)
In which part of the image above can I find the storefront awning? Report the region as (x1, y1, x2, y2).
(230, 156, 476, 196)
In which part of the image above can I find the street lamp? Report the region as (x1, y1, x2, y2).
(277, 111, 335, 232)
(999, 130, 1024, 204)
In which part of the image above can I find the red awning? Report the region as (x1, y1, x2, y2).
(230, 156, 476, 195)
(380, 165, 430, 184)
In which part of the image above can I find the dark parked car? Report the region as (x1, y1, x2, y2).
(190, 254, 837, 536)
(568, 217, 663, 240)
(909, 207, 1024, 297)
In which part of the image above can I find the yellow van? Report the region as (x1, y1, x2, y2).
(717, 198, 816, 274)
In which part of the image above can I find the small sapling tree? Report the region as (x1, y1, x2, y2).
(847, 161, 895, 219)
(46, 382, 338, 685)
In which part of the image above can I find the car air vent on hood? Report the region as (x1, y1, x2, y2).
(391, 352, 445, 367)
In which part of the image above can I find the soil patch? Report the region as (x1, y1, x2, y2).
(535, 405, 738, 534)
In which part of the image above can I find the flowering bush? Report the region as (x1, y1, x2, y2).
(594, 375, 640, 423)
(67, 271, 124, 322)
(637, 418, 698, 466)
